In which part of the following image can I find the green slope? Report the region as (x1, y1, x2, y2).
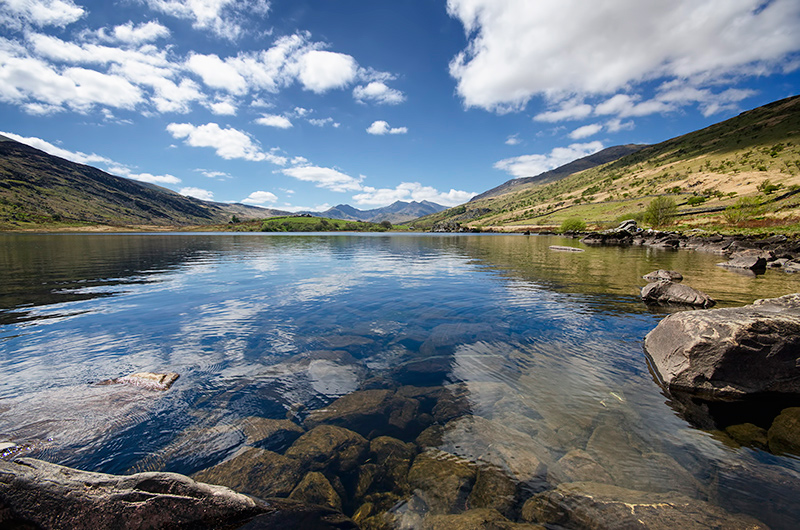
(413, 95, 800, 232)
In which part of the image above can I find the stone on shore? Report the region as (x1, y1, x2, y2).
(641, 280, 715, 308)
(522, 482, 768, 530)
(717, 250, 769, 271)
(0, 457, 264, 529)
(644, 293, 800, 399)
(97, 371, 179, 391)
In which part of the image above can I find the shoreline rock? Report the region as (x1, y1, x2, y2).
(644, 293, 800, 399)
(641, 280, 715, 308)
(96, 371, 180, 391)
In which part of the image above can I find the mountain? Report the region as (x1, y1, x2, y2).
(317, 200, 446, 224)
(470, 144, 647, 202)
(0, 137, 288, 228)
(412, 95, 800, 231)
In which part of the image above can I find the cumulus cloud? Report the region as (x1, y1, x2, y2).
(242, 190, 278, 204)
(352, 182, 476, 207)
(353, 81, 405, 105)
(281, 166, 364, 192)
(505, 134, 521, 146)
(255, 113, 292, 128)
(0, 131, 112, 165)
(0, 0, 85, 29)
(298, 50, 359, 93)
(494, 142, 604, 178)
(180, 187, 214, 200)
(569, 123, 603, 140)
(166, 122, 287, 164)
(447, 0, 800, 113)
(366, 120, 407, 135)
(96, 21, 170, 44)
(308, 117, 340, 127)
(141, 0, 270, 40)
(186, 53, 248, 95)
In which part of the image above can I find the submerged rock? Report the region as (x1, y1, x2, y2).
(290, 471, 343, 512)
(641, 280, 715, 308)
(97, 371, 179, 391)
(285, 425, 368, 475)
(406, 449, 477, 514)
(421, 508, 545, 530)
(192, 447, 304, 499)
(767, 407, 800, 455)
(0, 457, 264, 529)
(523, 482, 768, 529)
(642, 269, 683, 282)
(644, 293, 800, 399)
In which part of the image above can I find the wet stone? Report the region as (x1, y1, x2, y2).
(548, 449, 614, 485)
(416, 424, 445, 448)
(522, 482, 768, 530)
(290, 471, 343, 512)
(192, 447, 303, 499)
(467, 464, 519, 518)
(368, 436, 417, 494)
(96, 371, 179, 391)
(767, 407, 800, 455)
(242, 416, 305, 452)
(724, 423, 769, 451)
(406, 449, 477, 514)
(421, 508, 546, 530)
(285, 424, 368, 475)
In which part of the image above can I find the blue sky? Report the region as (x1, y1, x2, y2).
(1, 0, 799, 212)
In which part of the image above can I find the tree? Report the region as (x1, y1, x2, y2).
(560, 217, 586, 232)
(380, 220, 392, 229)
(644, 197, 677, 227)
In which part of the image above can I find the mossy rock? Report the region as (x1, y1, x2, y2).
(289, 471, 343, 512)
(768, 407, 800, 455)
(192, 447, 303, 499)
(285, 425, 368, 475)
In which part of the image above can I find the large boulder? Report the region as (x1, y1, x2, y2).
(192, 447, 304, 499)
(0, 457, 262, 529)
(644, 293, 800, 399)
(641, 280, 715, 308)
(522, 482, 768, 529)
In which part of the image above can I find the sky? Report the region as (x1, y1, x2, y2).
(1, 0, 799, 212)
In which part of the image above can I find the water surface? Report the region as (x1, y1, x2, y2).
(1, 233, 799, 528)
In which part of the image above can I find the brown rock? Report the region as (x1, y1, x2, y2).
(406, 449, 476, 514)
(285, 425, 368, 475)
(768, 407, 800, 455)
(421, 508, 545, 530)
(290, 471, 343, 512)
(242, 416, 305, 451)
(643, 270, 683, 282)
(192, 447, 303, 499)
(304, 389, 421, 438)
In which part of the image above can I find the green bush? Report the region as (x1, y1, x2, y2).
(757, 179, 782, 195)
(643, 197, 678, 227)
(723, 196, 762, 224)
(560, 217, 586, 232)
(686, 196, 706, 206)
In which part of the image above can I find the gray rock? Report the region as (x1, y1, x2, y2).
(0, 457, 264, 529)
(96, 371, 179, 391)
(644, 293, 800, 399)
(641, 280, 715, 308)
(717, 250, 768, 271)
(192, 447, 304, 499)
(785, 260, 800, 273)
(548, 449, 614, 485)
(522, 482, 768, 529)
(642, 269, 683, 282)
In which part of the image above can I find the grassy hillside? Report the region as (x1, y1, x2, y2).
(0, 139, 284, 230)
(203, 215, 395, 232)
(413, 95, 800, 234)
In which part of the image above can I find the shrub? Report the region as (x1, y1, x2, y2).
(643, 196, 678, 227)
(723, 196, 762, 224)
(560, 217, 586, 232)
(757, 179, 782, 195)
(686, 196, 706, 206)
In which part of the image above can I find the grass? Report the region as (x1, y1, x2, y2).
(201, 216, 394, 233)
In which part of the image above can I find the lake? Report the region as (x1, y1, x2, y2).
(1, 232, 799, 528)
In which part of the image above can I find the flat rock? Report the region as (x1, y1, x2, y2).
(549, 245, 585, 252)
(717, 250, 768, 271)
(641, 280, 715, 308)
(522, 482, 768, 530)
(0, 457, 264, 529)
(643, 269, 683, 282)
(97, 371, 179, 391)
(644, 293, 800, 398)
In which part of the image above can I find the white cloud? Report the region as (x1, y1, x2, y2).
(353, 182, 476, 207)
(242, 190, 278, 204)
(281, 165, 364, 192)
(298, 50, 358, 93)
(166, 122, 287, 164)
(353, 81, 405, 105)
(187, 53, 248, 95)
(255, 113, 292, 128)
(505, 134, 521, 146)
(605, 118, 634, 133)
(569, 123, 603, 140)
(199, 170, 232, 179)
(447, 0, 800, 113)
(534, 100, 593, 122)
(494, 141, 604, 178)
(98, 21, 170, 44)
(308, 117, 339, 127)
(180, 187, 214, 200)
(367, 120, 407, 135)
(208, 99, 237, 115)
(142, 0, 270, 40)
(116, 168, 181, 184)
(0, 0, 85, 29)
(0, 131, 112, 165)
